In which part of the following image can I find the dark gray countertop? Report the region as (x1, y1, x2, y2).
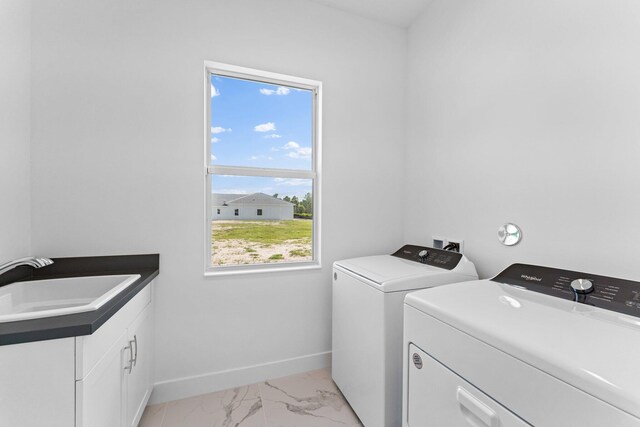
(0, 254, 159, 346)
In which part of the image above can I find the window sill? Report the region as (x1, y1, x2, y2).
(204, 261, 321, 277)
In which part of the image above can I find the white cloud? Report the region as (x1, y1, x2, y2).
(274, 178, 310, 186)
(211, 126, 231, 134)
(259, 87, 291, 96)
(281, 141, 310, 159)
(264, 134, 281, 139)
(210, 154, 217, 161)
(249, 155, 273, 161)
(211, 137, 220, 143)
(283, 141, 300, 150)
(211, 83, 220, 97)
(254, 122, 276, 132)
(287, 147, 312, 159)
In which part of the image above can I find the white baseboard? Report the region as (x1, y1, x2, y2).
(148, 351, 332, 405)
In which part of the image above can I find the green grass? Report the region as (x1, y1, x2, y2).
(268, 254, 284, 260)
(289, 248, 311, 257)
(212, 220, 312, 244)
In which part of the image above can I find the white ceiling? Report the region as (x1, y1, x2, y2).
(307, 0, 434, 28)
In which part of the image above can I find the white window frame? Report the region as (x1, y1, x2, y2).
(204, 61, 322, 276)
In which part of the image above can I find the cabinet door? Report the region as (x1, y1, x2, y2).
(76, 330, 128, 427)
(0, 338, 75, 427)
(124, 304, 154, 427)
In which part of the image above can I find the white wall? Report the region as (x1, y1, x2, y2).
(405, 0, 640, 279)
(30, 0, 406, 401)
(214, 205, 293, 220)
(0, 0, 31, 262)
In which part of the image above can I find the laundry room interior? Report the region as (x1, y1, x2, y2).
(2, 0, 640, 426)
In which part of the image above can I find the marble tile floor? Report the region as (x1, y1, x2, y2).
(139, 368, 363, 427)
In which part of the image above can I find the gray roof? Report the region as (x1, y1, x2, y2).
(211, 193, 245, 206)
(211, 192, 293, 207)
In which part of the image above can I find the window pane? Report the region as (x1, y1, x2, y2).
(210, 74, 313, 170)
(210, 175, 314, 266)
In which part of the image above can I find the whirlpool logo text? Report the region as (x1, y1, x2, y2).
(520, 274, 542, 282)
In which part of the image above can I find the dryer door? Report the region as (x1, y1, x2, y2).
(407, 344, 530, 427)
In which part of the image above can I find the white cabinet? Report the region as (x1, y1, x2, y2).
(0, 280, 155, 427)
(0, 284, 153, 427)
(124, 304, 154, 427)
(0, 338, 75, 427)
(76, 331, 128, 427)
(76, 282, 154, 427)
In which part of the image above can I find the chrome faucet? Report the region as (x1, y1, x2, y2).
(0, 257, 54, 276)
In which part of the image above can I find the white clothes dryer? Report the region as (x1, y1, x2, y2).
(332, 245, 478, 427)
(403, 263, 640, 427)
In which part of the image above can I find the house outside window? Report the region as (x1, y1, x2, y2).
(205, 62, 321, 274)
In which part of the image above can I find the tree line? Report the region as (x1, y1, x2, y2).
(272, 192, 313, 216)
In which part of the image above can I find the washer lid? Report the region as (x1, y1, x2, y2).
(405, 280, 640, 419)
(334, 255, 471, 292)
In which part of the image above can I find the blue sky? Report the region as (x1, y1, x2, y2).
(210, 74, 313, 198)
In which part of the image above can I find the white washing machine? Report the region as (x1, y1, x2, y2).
(403, 263, 640, 427)
(332, 245, 478, 427)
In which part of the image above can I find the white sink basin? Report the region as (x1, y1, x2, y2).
(0, 274, 141, 323)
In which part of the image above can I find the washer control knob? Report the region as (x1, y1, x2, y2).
(571, 279, 594, 294)
(418, 250, 428, 263)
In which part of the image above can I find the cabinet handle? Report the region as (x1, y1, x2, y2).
(124, 344, 134, 374)
(128, 338, 137, 368)
(132, 334, 138, 366)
